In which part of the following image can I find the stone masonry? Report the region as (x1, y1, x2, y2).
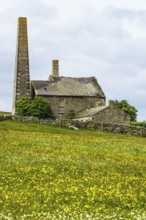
(1, 115, 145, 137)
(92, 101, 131, 124)
(51, 60, 59, 77)
(11, 17, 129, 126)
(42, 96, 104, 118)
(12, 17, 30, 114)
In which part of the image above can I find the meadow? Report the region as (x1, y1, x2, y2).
(0, 120, 146, 219)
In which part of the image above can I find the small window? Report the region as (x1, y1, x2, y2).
(59, 97, 65, 102)
(59, 107, 65, 114)
(96, 102, 102, 107)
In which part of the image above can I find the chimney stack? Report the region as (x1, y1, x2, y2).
(12, 17, 30, 114)
(108, 100, 115, 109)
(52, 60, 59, 77)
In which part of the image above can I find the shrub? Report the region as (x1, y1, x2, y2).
(16, 97, 31, 116)
(16, 96, 53, 119)
(131, 121, 146, 128)
(67, 110, 75, 119)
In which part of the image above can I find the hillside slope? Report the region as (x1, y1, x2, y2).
(0, 120, 146, 219)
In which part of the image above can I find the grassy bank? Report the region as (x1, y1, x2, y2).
(0, 120, 146, 219)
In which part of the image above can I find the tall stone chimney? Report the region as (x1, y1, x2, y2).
(12, 17, 30, 114)
(52, 60, 59, 77)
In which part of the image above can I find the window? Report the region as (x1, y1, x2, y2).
(59, 97, 65, 102)
(96, 102, 102, 107)
(59, 107, 65, 114)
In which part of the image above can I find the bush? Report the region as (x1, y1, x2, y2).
(16, 96, 54, 119)
(131, 121, 146, 128)
(67, 110, 75, 119)
(16, 97, 31, 116)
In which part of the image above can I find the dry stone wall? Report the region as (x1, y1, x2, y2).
(0, 115, 146, 137)
(0, 115, 12, 121)
(62, 120, 146, 137)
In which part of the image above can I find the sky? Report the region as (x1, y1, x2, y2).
(0, 0, 146, 121)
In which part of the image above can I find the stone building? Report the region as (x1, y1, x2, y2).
(12, 17, 130, 125)
(31, 60, 105, 118)
(13, 17, 106, 118)
(74, 100, 131, 124)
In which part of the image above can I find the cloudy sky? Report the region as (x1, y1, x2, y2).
(0, 0, 146, 121)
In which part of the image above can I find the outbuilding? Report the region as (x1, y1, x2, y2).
(74, 100, 131, 125)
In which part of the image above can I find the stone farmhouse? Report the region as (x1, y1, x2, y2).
(13, 17, 130, 125)
(31, 63, 105, 118)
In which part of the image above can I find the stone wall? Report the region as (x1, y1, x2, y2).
(42, 96, 105, 118)
(0, 115, 12, 121)
(62, 120, 146, 137)
(92, 104, 131, 125)
(0, 115, 146, 137)
(12, 115, 39, 122)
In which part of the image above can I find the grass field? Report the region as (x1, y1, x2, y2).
(0, 120, 146, 219)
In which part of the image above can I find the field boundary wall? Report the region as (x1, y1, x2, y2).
(0, 115, 146, 137)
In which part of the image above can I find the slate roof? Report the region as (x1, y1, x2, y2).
(31, 76, 105, 97)
(76, 106, 107, 118)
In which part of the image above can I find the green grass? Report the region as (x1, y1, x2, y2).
(0, 120, 146, 219)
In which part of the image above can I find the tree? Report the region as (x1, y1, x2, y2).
(16, 96, 53, 119)
(114, 100, 138, 121)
